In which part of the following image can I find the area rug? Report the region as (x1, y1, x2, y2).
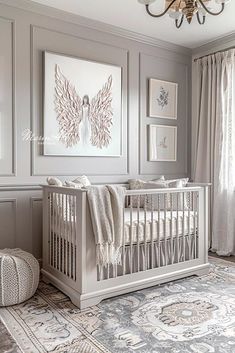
(0, 258, 234, 353)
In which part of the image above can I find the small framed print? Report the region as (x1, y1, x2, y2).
(149, 124, 177, 162)
(149, 78, 178, 119)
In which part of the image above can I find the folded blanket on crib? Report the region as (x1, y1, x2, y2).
(87, 185, 126, 266)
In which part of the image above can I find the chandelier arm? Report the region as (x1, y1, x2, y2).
(145, 0, 178, 18)
(175, 14, 184, 28)
(197, 0, 225, 16)
(196, 11, 206, 25)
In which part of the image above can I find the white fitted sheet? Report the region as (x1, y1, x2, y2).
(124, 208, 197, 244)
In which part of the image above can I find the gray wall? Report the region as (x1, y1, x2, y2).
(0, 0, 192, 259)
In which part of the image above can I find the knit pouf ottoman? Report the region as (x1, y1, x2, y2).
(0, 248, 40, 306)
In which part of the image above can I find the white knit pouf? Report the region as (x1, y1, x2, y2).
(0, 248, 40, 306)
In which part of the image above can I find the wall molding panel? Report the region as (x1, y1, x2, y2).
(0, 17, 16, 176)
(30, 25, 129, 177)
(30, 197, 42, 260)
(0, 198, 16, 248)
(139, 52, 190, 177)
(0, 0, 191, 57)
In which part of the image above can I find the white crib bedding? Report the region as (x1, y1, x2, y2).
(124, 208, 197, 244)
(51, 208, 197, 245)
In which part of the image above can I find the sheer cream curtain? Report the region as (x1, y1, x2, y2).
(193, 49, 235, 256)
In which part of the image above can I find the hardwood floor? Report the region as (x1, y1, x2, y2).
(209, 252, 235, 263)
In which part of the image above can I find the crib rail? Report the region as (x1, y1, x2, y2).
(98, 187, 200, 281)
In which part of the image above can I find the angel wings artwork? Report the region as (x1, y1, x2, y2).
(54, 64, 113, 149)
(43, 52, 122, 156)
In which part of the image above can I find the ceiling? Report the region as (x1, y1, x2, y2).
(29, 0, 235, 49)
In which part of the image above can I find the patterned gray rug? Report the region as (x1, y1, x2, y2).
(0, 258, 234, 353)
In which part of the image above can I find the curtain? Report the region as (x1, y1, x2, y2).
(194, 49, 235, 256)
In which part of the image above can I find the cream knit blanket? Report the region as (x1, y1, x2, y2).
(87, 185, 125, 266)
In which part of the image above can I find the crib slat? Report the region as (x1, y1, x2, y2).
(65, 194, 68, 277)
(53, 193, 56, 269)
(59, 194, 62, 272)
(183, 192, 186, 262)
(61, 194, 65, 275)
(69, 195, 72, 278)
(164, 193, 167, 266)
(73, 195, 76, 280)
(53, 193, 56, 268)
(170, 193, 173, 265)
(107, 264, 110, 280)
(55, 194, 58, 270)
(144, 195, 147, 271)
(99, 265, 104, 281)
(158, 194, 161, 267)
(49, 193, 52, 266)
(188, 192, 191, 261)
(130, 196, 133, 274)
(67, 194, 70, 277)
(137, 195, 140, 273)
(150, 195, 154, 269)
(176, 193, 179, 263)
(122, 198, 126, 276)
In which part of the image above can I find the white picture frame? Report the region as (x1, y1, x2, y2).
(43, 51, 122, 157)
(149, 124, 177, 162)
(149, 78, 178, 119)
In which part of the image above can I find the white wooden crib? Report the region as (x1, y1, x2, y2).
(41, 183, 210, 309)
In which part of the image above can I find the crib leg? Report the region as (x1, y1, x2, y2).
(194, 265, 210, 277)
(78, 295, 103, 310)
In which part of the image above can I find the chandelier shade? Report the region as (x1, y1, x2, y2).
(138, 0, 229, 28)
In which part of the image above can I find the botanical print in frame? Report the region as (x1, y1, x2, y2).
(43, 51, 122, 156)
(149, 78, 178, 119)
(149, 124, 177, 162)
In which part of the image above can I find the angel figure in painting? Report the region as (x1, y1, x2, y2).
(79, 95, 91, 146)
(54, 64, 113, 149)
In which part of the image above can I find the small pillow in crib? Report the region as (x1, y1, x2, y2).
(142, 182, 168, 209)
(128, 177, 165, 208)
(146, 178, 189, 211)
(165, 178, 189, 210)
(65, 181, 83, 189)
(128, 177, 164, 207)
(72, 175, 91, 187)
(165, 178, 189, 187)
(47, 176, 63, 187)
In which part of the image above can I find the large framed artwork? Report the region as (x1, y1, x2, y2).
(43, 51, 122, 156)
(149, 124, 177, 162)
(149, 78, 178, 119)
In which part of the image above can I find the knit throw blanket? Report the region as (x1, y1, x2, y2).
(87, 185, 126, 266)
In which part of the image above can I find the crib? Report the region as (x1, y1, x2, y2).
(41, 183, 210, 309)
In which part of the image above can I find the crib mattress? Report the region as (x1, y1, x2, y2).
(124, 209, 197, 245)
(51, 208, 197, 245)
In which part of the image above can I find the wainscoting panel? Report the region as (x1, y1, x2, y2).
(0, 199, 16, 248)
(139, 53, 189, 177)
(0, 188, 42, 258)
(31, 197, 43, 260)
(31, 25, 128, 177)
(0, 18, 15, 176)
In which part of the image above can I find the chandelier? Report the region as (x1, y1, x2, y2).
(138, 0, 229, 28)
